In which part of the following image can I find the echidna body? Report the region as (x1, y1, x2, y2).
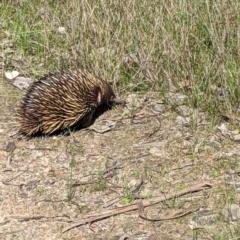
(17, 69, 115, 136)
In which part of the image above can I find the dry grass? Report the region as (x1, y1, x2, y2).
(1, 0, 239, 120)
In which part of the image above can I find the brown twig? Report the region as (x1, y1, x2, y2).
(62, 181, 212, 233)
(11, 214, 71, 222)
(72, 180, 99, 187)
(137, 201, 198, 221)
(2, 168, 29, 183)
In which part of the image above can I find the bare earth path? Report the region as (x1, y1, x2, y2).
(0, 88, 240, 239)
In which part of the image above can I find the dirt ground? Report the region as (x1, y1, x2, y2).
(0, 85, 240, 240)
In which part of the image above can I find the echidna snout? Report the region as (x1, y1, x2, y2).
(17, 69, 116, 136)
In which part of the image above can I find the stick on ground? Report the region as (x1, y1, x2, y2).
(63, 181, 212, 233)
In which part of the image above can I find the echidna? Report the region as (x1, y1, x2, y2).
(17, 69, 116, 136)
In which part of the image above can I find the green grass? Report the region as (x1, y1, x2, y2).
(1, 0, 239, 125)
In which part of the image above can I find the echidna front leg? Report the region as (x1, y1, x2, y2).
(78, 111, 95, 128)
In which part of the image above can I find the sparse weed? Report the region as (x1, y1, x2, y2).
(212, 171, 220, 178)
(145, 193, 152, 199)
(145, 167, 153, 181)
(176, 184, 187, 191)
(132, 171, 140, 178)
(66, 181, 75, 203)
(120, 177, 134, 205)
(48, 168, 56, 177)
(65, 141, 83, 202)
(37, 187, 46, 195)
(94, 180, 107, 192)
(120, 195, 134, 205)
(92, 169, 107, 192)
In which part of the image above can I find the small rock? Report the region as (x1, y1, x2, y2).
(207, 141, 222, 151)
(217, 123, 229, 136)
(168, 93, 186, 105)
(177, 105, 192, 116)
(5, 70, 19, 80)
(126, 93, 138, 105)
(58, 26, 66, 34)
(222, 204, 240, 221)
(189, 210, 217, 229)
(152, 103, 165, 113)
(230, 129, 239, 135)
(5, 142, 16, 152)
(226, 149, 240, 157)
(88, 120, 116, 133)
(175, 116, 189, 126)
(13, 76, 33, 90)
(149, 147, 163, 157)
(232, 134, 240, 141)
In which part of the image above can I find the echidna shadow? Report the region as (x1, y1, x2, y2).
(16, 69, 123, 137)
